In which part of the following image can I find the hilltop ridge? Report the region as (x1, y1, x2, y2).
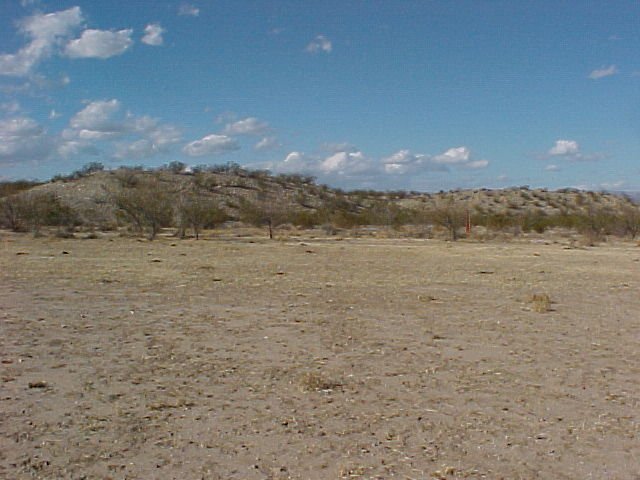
(1, 163, 639, 240)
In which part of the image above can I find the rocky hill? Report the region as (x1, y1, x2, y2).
(1, 164, 639, 240)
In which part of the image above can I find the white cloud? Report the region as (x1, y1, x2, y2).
(0, 116, 54, 164)
(146, 124, 182, 150)
(254, 136, 279, 151)
(0, 7, 83, 76)
(273, 148, 375, 177)
(322, 142, 357, 153)
(588, 65, 618, 80)
(114, 122, 181, 159)
(383, 146, 488, 173)
(546, 139, 604, 162)
(464, 159, 489, 169)
(57, 140, 99, 158)
(65, 28, 133, 59)
(306, 35, 332, 53)
(223, 117, 269, 136)
(432, 146, 471, 165)
(382, 150, 429, 174)
(548, 139, 579, 156)
(1, 101, 21, 114)
(61, 99, 181, 160)
(545, 164, 560, 171)
(178, 3, 200, 17)
(142, 23, 165, 46)
(320, 151, 369, 174)
(183, 134, 239, 156)
(259, 143, 490, 190)
(69, 99, 124, 136)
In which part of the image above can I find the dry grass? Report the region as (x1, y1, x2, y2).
(1, 231, 639, 479)
(529, 293, 552, 313)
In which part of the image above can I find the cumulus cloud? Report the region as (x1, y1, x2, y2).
(65, 28, 133, 58)
(115, 123, 181, 159)
(383, 146, 488, 173)
(142, 23, 165, 46)
(382, 150, 430, 174)
(463, 159, 489, 169)
(254, 136, 279, 151)
(223, 117, 269, 136)
(0, 117, 55, 164)
(0, 7, 136, 76)
(59, 99, 181, 160)
(548, 139, 579, 156)
(306, 35, 332, 53)
(320, 151, 370, 174)
(546, 139, 604, 162)
(267, 144, 489, 186)
(183, 134, 239, 156)
(68, 99, 125, 138)
(272, 149, 373, 177)
(588, 65, 618, 80)
(178, 3, 200, 17)
(432, 146, 471, 165)
(0, 6, 83, 76)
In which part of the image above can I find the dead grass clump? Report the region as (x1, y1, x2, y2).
(298, 371, 342, 392)
(530, 293, 552, 313)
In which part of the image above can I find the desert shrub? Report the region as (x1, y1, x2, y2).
(287, 209, 321, 228)
(616, 203, 640, 239)
(530, 293, 552, 313)
(574, 205, 614, 244)
(0, 180, 41, 198)
(13, 192, 79, 235)
(110, 177, 174, 240)
(176, 193, 228, 239)
(164, 161, 187, 174)
(520, 211, 552, 233)
(429, 198, 467, 240)
(52, 162, 104, 182)
(112, 168, 140, 188)
(0, 195, 29, 231)
(238, 196, 293, 238)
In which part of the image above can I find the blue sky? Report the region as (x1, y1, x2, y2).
(1, 1, 639, 191)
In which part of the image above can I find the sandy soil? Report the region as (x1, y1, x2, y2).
(1, 231, 639, 479)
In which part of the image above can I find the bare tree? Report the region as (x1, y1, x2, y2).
(430, 197, 467, 241)
(239, 193, 291, 239)
(0, 195, 28, 232)
(176, 190, 227, 239)
(110, 176, 174, 240)
(619, 203, 640, 239)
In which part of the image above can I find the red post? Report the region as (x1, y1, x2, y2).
(465, 209, 471, 237)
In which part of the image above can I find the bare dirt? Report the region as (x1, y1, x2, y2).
(1, 231, 639, 479)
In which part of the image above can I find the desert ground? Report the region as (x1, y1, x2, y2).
(1, 230, 639, 479)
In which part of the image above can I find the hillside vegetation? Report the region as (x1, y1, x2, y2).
(1, 162, 639, 242)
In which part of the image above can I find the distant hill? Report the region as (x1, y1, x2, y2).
(1, 165, 639, 239)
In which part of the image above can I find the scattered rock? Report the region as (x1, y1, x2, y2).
(28, 381, 48, 389)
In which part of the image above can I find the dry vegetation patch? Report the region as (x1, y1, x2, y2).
(1, 233, 639, 479)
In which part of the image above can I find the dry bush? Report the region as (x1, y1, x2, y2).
(109, 177, 174, 240)
(529, 293, 552, 313)
(0, 195, 28, 232)
(176, 192, 227, 239)
(298, 371, 342, 392)
(6, 192, 79, 235)
(429, 197, 468, 241)
(618, 203, 640, 239)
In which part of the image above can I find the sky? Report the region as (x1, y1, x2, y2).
(1, 0, 639, 192)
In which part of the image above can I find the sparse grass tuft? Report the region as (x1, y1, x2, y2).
(298, 371, 342, 392)
(530, 293, 552, 313)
